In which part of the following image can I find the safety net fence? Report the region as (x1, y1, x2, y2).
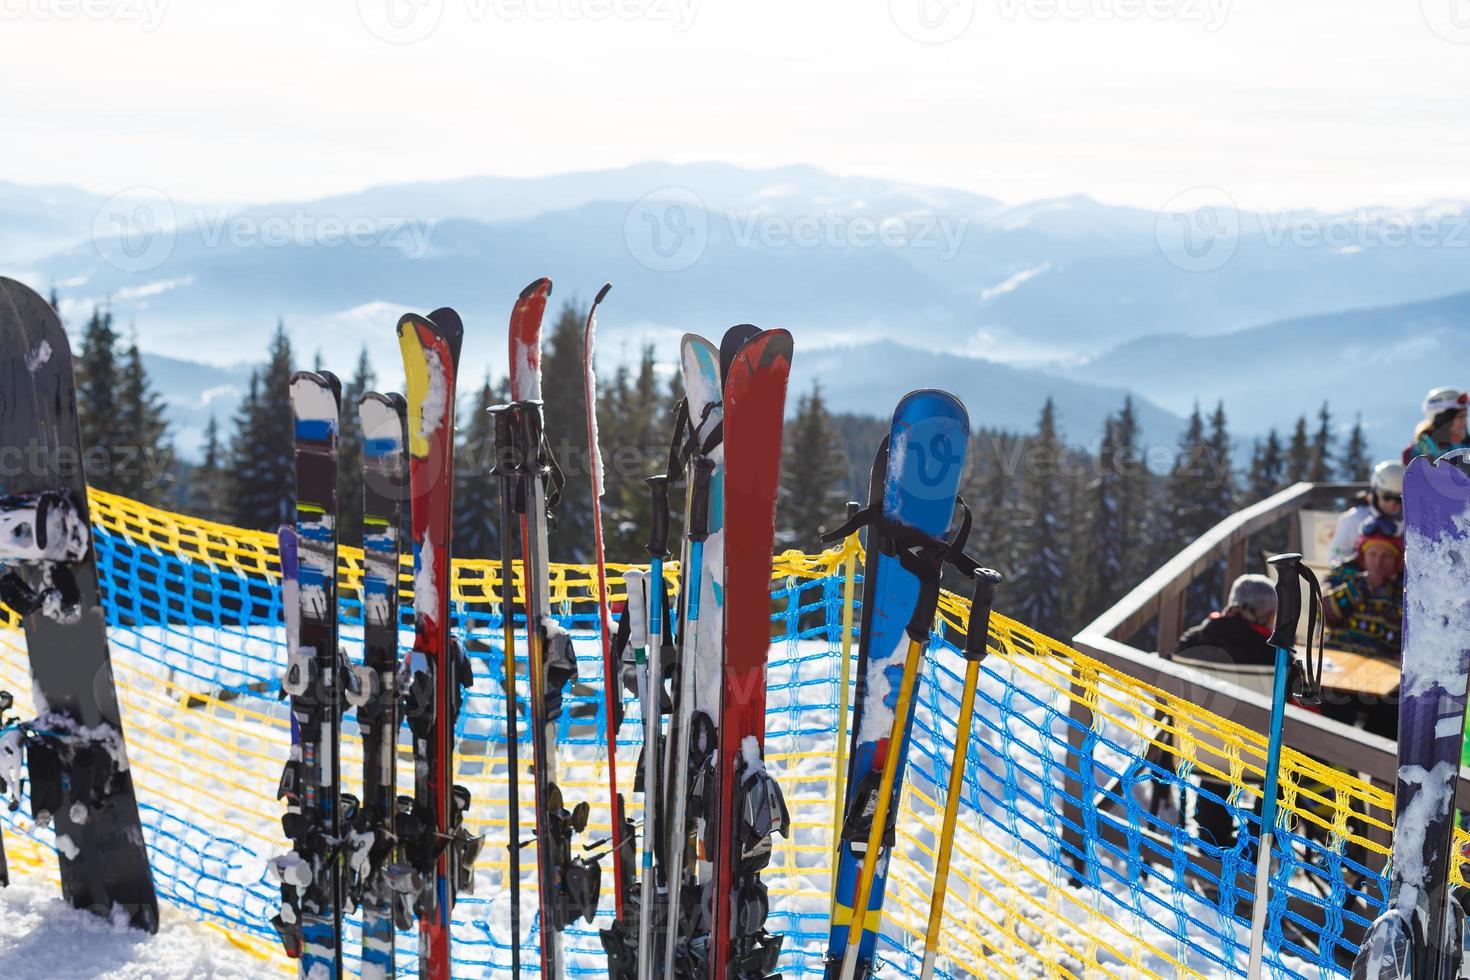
(0, 490, 1450, 977)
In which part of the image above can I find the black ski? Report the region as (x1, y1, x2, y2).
(348, 391, 409, 979)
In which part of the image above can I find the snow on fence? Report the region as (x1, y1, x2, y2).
(0, 489, 1442, 977)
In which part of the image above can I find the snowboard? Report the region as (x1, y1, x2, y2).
(1352, 453, 1470, 980)
(825, 389, 970, 980)
(0, 276, 159, 932)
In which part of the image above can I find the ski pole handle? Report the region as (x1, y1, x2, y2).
(687, 458, 715, 543)
(622, 569, 648, 650)
(965, 569, 1003, 663)
(513, 399, 545, 473)
(1266, 553, 1303, 650)
(645, 474, 670, 559)
(490, 404, 517, 476)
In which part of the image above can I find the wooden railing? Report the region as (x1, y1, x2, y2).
(1067, 481, 1469, 946)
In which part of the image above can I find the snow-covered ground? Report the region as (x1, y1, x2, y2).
(0, 877, 263, 979)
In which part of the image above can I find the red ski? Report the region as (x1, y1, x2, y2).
(397, 308, 477, 980)
(708, 329, 794, 980)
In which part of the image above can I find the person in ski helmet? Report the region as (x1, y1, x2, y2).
(1327, 460, 1404, 567)
(1172, 574, 1279, 851)
(1404, 386, 1470, 463)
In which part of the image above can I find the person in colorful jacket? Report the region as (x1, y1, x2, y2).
(1404, 386, 1470, 464)
(1323, 516, 1404, 662)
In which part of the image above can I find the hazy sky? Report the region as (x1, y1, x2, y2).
(6, 0, 1470, 211)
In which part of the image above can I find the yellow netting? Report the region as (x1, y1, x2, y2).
(0, 490, 1437, 977)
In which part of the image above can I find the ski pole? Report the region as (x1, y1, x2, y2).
(830, 500, 860, 890)
(839, 572, 944, 980)
(582, 283, 627, 924)
(919, 568, 1001, 980)
(1248, 553, 1322, 979)
(639, 474, 670, 980)
(490, 405, 524, 978)
(661, 457, 713, 980)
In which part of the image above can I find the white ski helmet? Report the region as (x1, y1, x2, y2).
(1370, 460, 1403, 496)
(1423, 386, 1467, 419)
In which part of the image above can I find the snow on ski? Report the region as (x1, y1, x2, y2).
(0, 277, 159, 934)
(1352, 453, 1470, 980)
(823, 389, 971, 980)
(348, 391, 409, 978)
(707, 327, 794, 980)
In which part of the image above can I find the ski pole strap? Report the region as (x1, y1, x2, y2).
(687, 457, 715, 543)
(965, 569, 1003, 663)
(645, 475, 671, 559)
(1265, 553, 1325, 706)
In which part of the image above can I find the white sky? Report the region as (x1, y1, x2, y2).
(5, 0, 1470, 211)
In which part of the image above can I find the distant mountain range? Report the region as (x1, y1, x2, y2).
(4, 162, 1468, 462)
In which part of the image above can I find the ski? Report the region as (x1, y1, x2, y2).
(508, 277, 600, 979)
(273, 369, 348, 977)
(1352, 454, 1470, 980)
(705, 328, 794, 980)
(347, 391, 410, 978)
(583, 283, 631, 934)
(823, 390, 972, 980)
(661, 332, 724, 978)
(0, 277, 160, 933)
(396, 309, 481, 980)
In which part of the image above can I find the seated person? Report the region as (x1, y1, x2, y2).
(1173, 574, 1278, 853)
(1323, 517, 1404, 661)
(1328, 460, 1403, 567)
(1404, 387, 1470, 463)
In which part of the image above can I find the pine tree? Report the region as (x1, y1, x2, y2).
(540, 301, 594, 563)
(963, 431, 1017, 578)
(600, 346, 669, 563)
(1204, 402, 1236, 518)
(75, 307, 121, 487)
(778, 382, 850, 552)
(191, 414, 228, 520)
(1068, 412, 1125, 629)
(1010, 400, 1069, 634)
(1285, 416, 1312, 484)
(1248, 429, 1286, 501)
(1113, 397, 1152, 585)
(228, 322, 296, 530)
(1341, 415, 1369, 481)
(455, 377, 508, 560)
(1162, 404, 1226, 622)
(1308, 402, 1334, 482)
(115, 339, 173, 504)
(337, 348, 375, 547)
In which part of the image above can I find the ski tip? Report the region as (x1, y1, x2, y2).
(720, 323, 764, 379)
(426, 306, 465, 361)
(593, 281, 612, 305)
(519, 276, 553, 300)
